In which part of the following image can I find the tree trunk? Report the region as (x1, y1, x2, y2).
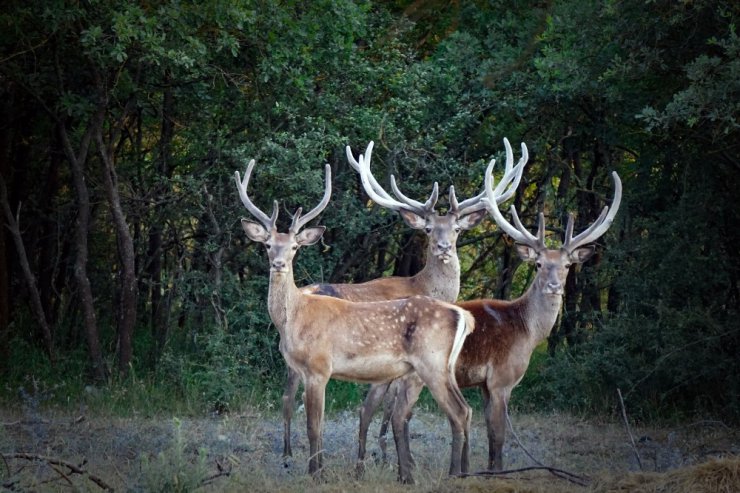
(59, 117, 107, 382)
(202, 185, 226, 328)
(0, 90, 12, 367)
(393, 230, 423, 277)
(149, 76, 173, 361)
(0, 176, 55, 362)
(97, 130, 137, 376)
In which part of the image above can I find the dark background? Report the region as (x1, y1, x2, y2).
(0, 0, 738, 421)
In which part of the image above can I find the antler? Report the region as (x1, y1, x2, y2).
(484, 161, 622, 252)
(235, 160, 332, 233)
(234, 159, 279, 230)
(482, 141, 545, 250)
(347, 142, 439, 217)
(450, 137, 528, 217)
(562, 171, 622, 253)
(289, 164, 332, 233)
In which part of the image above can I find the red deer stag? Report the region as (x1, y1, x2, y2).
(358, 160, 622, 471)
(278, 140, 525, 462)
(235, 159, 475, 483)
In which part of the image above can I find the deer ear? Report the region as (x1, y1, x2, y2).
(398, 209, 427, 230)
(458, 210, 487, 230)
(514, 243, 537, 262)
(241, 219, 270, 243)
(296, 226, 326, 246)
(570, 245, 596, 264)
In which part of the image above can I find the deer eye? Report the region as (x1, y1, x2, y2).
(425, 226, 433, 234)
(265, 244, 272, 250)
(564, 263, 572, 269)
(453, 225, 461, 233)
(535, 262, 542, 269)
(291, 244, 299, 251)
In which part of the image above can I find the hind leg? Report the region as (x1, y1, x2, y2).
(389, 376, 424, 484)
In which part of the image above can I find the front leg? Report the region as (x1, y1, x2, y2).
(304, 374, 329, 478)
(282, 366, 302, 457)
(484, 386, 509, 471)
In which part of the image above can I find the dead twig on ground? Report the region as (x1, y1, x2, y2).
(1, 453, 114, 491)
(617, 387, 643, 471)
(459, 465, 591, 487)
(503, 401, 591, 486)
(200, 459, 232, 487)
(2, 418, 51, 426)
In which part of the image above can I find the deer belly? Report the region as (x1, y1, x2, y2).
(456, 365, 487, 388)
(331, 354, 411, 384)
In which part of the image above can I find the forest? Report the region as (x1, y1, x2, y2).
(0, 0, 738, 427)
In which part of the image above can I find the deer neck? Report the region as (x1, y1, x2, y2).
(267, 270, 301, 335)
(412, 249, 461, 302)
(519, 283, 563, 344)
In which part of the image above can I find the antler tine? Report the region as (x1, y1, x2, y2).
(492, 139, 528, 204)
(455, 138, 528, 218)
(291, 164, 332, 233)
(563, 171, 622, 252)
(347, 141, 394, 201)
(389, 175, 438, 213)
(234, 159, 278, 229)
(482, 158, 540, 247)
(449, 185, 459, 213)
(355, 148, 429, 216)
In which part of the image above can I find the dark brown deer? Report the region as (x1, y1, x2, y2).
(235, 159, 476, 483)
(357, 162, 622, 471)
(278, 140, 525, 462)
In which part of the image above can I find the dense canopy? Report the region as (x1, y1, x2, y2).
(1, 0, 738, 420)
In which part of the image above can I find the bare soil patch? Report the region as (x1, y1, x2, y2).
(1, 404, 738, 492)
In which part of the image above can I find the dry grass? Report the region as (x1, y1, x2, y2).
(1, 405, 738, 492)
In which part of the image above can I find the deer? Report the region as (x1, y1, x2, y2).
(357, 159, 622, 472)
(234, 158, 477, 483)
(276, 139, 526, 464)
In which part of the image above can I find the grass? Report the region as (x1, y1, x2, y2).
(2, 342, 738, 491)
(1, 403, 738, 492)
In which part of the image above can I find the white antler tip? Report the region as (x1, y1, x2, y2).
(486, 158, 496, 174)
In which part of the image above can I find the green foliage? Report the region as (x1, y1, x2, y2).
(1, 0, 738, 424)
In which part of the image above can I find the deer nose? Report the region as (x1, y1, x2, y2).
(437, 241, 451, 252)
(546, 281, 562, 292)
(272, 260, 286, 270)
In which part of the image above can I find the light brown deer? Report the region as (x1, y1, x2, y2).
(235, 159, 476, 483)
(278, 140, 525, 462)
(358, 161, 622, 471)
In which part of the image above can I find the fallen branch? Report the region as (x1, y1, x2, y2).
(500, 401, 590, 486)
(1, 418, 51, 426)
(458, 465, 591, 487)
(617, 387, 643, 471)
(200, 459, 232, 487)
(1, 453, 113, 491)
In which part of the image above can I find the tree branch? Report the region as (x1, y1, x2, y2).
(2, 453, 113, 491)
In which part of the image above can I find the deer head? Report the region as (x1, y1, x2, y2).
(235, 159, 331, 275)
(483, 160, 622, 296)
(347, 140, 527, 264)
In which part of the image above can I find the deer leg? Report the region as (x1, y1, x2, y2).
(356, 381, 391, 474)
(379, 378, 403, 464)
(425, 376, 470, 477)
(487, 387, 508, 471)
(462, 394, 472, 473)
(304, 374, 328, 479)
(481, 385, 497, 470)
(282, 366, 302, 457)
(398, 374, 424, 468)
(390, 376, 424, 484)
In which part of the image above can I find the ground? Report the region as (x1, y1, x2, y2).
(1, 402, 738, 492)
